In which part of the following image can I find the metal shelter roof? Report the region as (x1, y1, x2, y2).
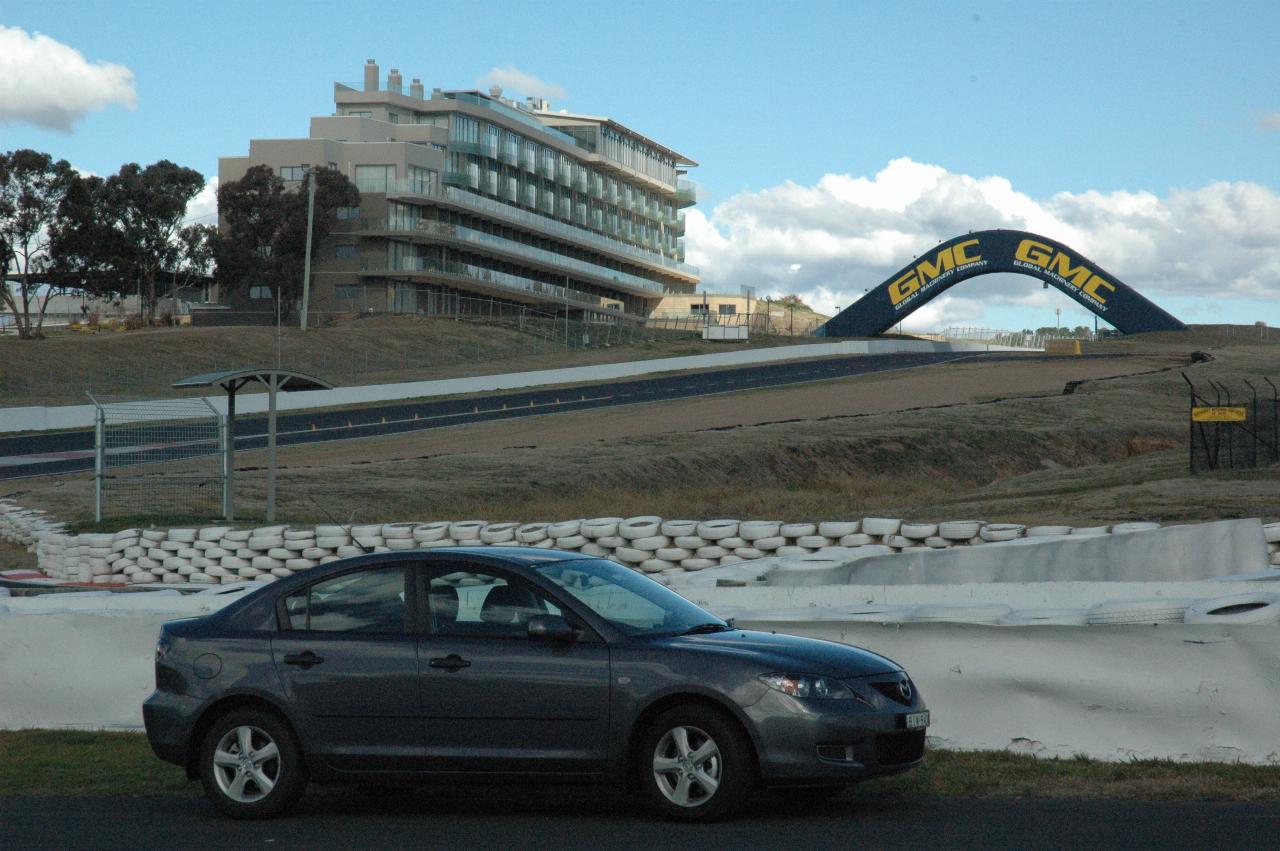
(172, 368, 334, 393)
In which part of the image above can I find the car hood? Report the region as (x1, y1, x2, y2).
(655, 629, 901, 678)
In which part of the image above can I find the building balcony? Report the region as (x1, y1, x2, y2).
(674, 213, 686, 236)
(379, 180, 700, 281)
(480, 141, 500, 159)
(500, 147, 519, 165)
(676, 178, 696, 208)
(538, 163, 556, 180)
(359, 257, 634, 317)
(355, 219, 669, 297)
(443, 171, 478, 190)
(450, 140, 485, 156)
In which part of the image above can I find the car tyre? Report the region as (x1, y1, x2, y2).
(199, 708, 307, 819)
(638, 705, 755, 822)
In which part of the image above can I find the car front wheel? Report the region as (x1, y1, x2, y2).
(638, 705, 755, 822)
(199, 708, 307, 819)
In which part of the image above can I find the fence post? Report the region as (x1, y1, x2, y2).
(93, 404, 105, 522)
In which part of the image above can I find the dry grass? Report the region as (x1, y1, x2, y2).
(0, 313, 815, 406)
(6, 328, 1279, 533)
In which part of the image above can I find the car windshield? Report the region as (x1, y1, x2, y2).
(535, 558, 729, 638)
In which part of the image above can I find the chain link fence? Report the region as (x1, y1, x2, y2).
(90, 395, 226, 521)
(1182, 374, 1279, 473)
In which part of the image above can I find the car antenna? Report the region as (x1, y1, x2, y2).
(307, 496, 375, 554)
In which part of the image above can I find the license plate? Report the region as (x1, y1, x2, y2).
(904, 711, 930, 730)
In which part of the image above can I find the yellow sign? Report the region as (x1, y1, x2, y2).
(1192, 407, 1247, 422)
(889, 239, 983, 306)
(1013, 238, 1116, 304)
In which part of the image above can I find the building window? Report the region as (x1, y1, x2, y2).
(334, 244, 358, 259)
(387, 112, 400, 124)
(718, 304, 737, 316)
(690, 303, 708, 315)
(355, 164, 395, 192)
(335, 206, 360, 220)
(249, 285, 272, 300)
(280, 166, 307, 182)
(407, 165, 437, 195)
(335, 284, 361, 300)
(347, 110, 372, 118)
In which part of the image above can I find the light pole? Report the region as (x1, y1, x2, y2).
(300, 170, 318, 330)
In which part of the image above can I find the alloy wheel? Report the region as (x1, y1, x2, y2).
(211, 725, 281, 804)
(651, 725, 722, 807)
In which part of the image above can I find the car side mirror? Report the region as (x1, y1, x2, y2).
(528, 614, 577, 641)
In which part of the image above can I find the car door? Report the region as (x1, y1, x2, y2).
(416, 564, 611, 774)
(272, 562, 425, 771)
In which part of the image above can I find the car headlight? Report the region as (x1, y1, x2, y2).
(759, 673, 857, 700)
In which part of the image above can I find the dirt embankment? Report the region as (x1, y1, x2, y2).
(11, 330, 1277, 531)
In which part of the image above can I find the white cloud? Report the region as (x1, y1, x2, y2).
(476, 65, 566, 102)
(183, 177, 219, 226)
(0, 26, 137, 132)
(685, 158, 1280, 327)
(1259, 112, 1280, 131)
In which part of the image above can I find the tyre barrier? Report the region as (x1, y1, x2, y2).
(2, 499, 1275, 592)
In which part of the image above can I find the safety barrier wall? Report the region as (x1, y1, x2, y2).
(3, 597, 1279, 764)
(0, 338, 1032, 434)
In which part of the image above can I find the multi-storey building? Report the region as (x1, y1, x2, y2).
(218, 59, 699, 322)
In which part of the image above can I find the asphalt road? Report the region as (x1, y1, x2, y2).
(0, 351, 982, 480)
(1, 788, 1274, 850)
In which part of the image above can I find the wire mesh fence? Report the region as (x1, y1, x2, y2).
(1182, 374, 1279, 473)
(90, 395, 226, 521)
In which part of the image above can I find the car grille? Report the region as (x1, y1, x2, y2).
(875, 730, 925, 766)
(869, 676, 915, 706)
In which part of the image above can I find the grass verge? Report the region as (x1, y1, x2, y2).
(3, 731, 1277, 800)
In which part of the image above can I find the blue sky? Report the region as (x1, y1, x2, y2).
(3, 0, 1279, 331)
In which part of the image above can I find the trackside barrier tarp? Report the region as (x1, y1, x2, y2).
(831, 520, 1270, 586)
(3, 605, 1279, 763)
(731, 620, 1280, 764)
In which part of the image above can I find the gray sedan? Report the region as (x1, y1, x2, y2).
(144, 548, 928, 821)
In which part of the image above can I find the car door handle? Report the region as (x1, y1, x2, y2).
(428, 654, 471, 672)
(283, 651, 325, 669)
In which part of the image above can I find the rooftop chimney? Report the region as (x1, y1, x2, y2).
(364, 59, 379, 92)
(409, 77, 424, 99)
(388, 68, 403, 94)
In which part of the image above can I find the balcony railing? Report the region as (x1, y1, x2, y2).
(378, 178, 700, 278)
(450, 140, 484, 156)
(360, 257, 620, 310)
(443, 171, 477, 190)
(357, 219, 670, 296)
(676, 178, 696, 207)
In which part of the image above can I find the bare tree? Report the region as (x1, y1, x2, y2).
(0, 149, 75, 339)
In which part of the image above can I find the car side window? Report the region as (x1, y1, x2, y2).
(426, 569, 560, 639)
(284, 566, 406, 634)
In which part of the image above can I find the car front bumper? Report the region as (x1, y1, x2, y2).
(745, 689, 928, 786)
